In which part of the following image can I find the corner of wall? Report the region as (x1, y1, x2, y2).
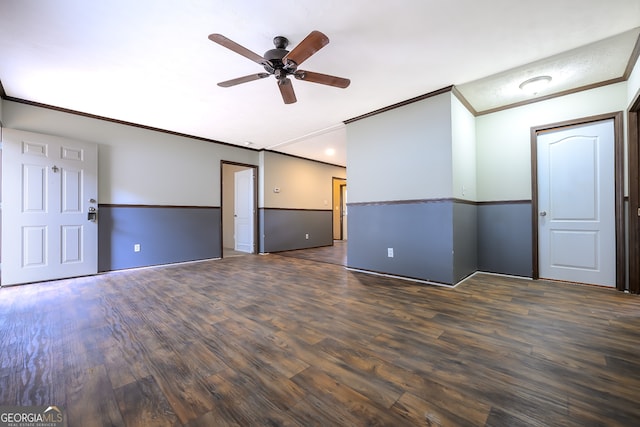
(258, 150, 266, 208)
(451, 94, 477, 201)
(628, 49, 640, 107)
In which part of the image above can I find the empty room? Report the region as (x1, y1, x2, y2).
(2, 1, 640, 425)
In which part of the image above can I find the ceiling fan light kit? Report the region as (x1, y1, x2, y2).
(208, 30, 350, 104)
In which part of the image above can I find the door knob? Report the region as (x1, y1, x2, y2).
(540, 211, 547, 217)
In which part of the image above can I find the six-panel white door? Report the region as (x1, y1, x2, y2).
(537, 120, 615, 287)
(234, 168, 254, 253)
(2, 129, 98, 286)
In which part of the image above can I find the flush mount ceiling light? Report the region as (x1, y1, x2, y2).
(519, 75, 552, 95)
(324, 148, 336, 156)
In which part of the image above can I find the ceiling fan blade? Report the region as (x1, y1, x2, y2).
(283, 30, 329, 67)
(208, 33, 271, 67)
(278, 78, 297, 104)
(294, 70, 350, 88)
(217, 73, 270, 88)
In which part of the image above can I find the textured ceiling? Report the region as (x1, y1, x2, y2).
(456, 28, 640, 114)
(1, 1, 639, 167)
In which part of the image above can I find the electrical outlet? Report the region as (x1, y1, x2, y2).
(305, 233, 309, 239)
(134, 244, 141, 252)
(387, 248, 394, 258)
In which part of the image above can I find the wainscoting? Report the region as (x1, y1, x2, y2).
(260, 208, 333, 253)
(98, 205, 221, 271)
(477, 200, 532, 277)
(347, 199, 477, 285)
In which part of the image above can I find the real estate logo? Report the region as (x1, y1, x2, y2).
(0, 406, 64, 427)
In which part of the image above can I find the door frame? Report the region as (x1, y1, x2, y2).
(332, 177, 346, 241)
(530, 111, 625, 290)
(339, 183, 347, 240)
(220, 161, 258, 257)
(628, 93, 640, 293)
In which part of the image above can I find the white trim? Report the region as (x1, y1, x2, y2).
(345, 267, 457, 288)
(471, 270, 533, 281)
(101, 257, 222, 275)
(265, 123, 345, 150)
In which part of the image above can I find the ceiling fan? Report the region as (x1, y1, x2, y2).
(208, 30, 350, 104)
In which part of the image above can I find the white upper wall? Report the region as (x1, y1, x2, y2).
(260, 150, 345, 209)
(629, 51, 640, 106)
(346, 92, 453, 203)
(451, 94, 477, 201)
(476, 82, 628, 202)
(2, 100, 259, 206)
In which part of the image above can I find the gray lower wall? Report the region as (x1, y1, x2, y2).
(98, 205, 221, 271)
(348, 199, 531, 285)
(95, 200, 533, 280)
(260, 208, 333, 253)
(347, 200, 454, 284)
(477, 201, 532, 277)
(453, 201, 478, 283)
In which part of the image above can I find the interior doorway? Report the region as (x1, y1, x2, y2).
(628, 94, 640, 293)
(536, 120, 615, 286)
(531, 112, 624, 289)
(332, 177, 347, 240)
(221, 161, 258, 258)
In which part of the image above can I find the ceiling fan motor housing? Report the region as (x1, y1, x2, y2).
(263, 36, 296, 74)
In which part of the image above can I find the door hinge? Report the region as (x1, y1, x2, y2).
(638, 207, 640, 217)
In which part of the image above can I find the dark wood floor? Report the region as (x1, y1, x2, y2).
(1, 248, 640, 426)
(277, 240, 347, 266)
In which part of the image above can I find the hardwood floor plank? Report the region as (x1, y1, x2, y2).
(197, 369, 301, 426)
(485, 406, 535, 427)
(310, 338, 405, 408)
(65, 364, 125, 427)
(212, 316, 309, 378)
(442, 352, 571, 426)
(138, 343, 218, 424)
(290, 366, 409, 426)
(317, 336, 493, 424)
(391, 390, 489, 427)
(207, 321, 306, 410)
(114, 375, 178, 427)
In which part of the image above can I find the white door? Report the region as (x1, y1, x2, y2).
(234, 168, 254, 253)
(537, 119, 615, 287)
(2, 129, 98, 286)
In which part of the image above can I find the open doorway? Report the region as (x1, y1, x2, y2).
(628, 94, 640, 293)
(332, 177, 347, 241)
(221, 161, 258, 258)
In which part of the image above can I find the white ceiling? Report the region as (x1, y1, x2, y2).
(1, 1, 639, 167)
